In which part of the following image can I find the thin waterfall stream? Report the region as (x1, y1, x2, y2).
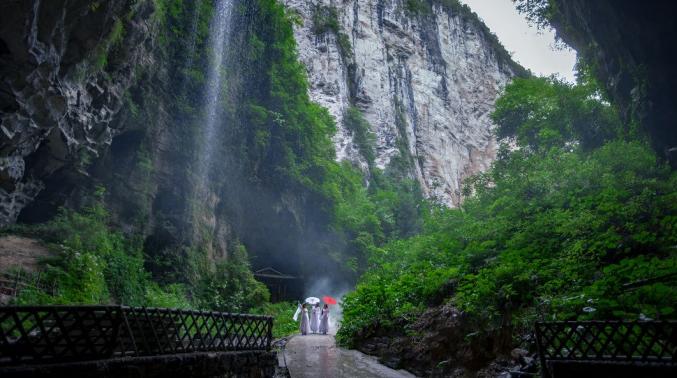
(197, 0, 235, 189)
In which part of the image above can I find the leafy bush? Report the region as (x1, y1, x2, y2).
(11, 194, 143, 305)
(311, 5, 352, 61)
(337, 76, 677, 347)
(311, 5, 340, 35)
(8, 188, 198, 308)
(251, 301, 299, 339)
(343, 107, 376, 166)
(405, 0, 433, 15)
(195, 245, 270, 313)
(145, 283, 192, 309)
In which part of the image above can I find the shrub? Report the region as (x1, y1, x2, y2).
(195, 245, 270, 313)
(311, 5, 340, 35)
(251, 302, 299, 339)
(337, 76, 677, 347)
(343, 107, 376, 166)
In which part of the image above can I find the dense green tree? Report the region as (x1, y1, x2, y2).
(195, 245, 270, 313)
(338, 76, 677, 347)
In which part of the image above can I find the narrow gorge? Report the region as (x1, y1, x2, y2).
(1, 1, 675, 377)
(1, 0, 522, 290)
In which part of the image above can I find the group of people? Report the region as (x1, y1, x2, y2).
(296, 303, 330, 335)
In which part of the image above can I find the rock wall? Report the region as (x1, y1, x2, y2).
(0, 0, 233, 281)
(548, 0, 677, 166)
(283, 0, 522, 205)
(356, 303, 530, 376)
(0, 0, 156, 226)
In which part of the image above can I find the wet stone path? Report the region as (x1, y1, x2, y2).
(284, 334, 416, 378)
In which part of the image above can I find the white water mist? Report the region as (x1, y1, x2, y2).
(304, 277, 352, 334)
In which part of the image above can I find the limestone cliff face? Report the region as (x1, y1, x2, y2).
(284, 0, 521, 205)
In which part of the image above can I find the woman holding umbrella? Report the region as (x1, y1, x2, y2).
(319, 304, 330, 335)
(319, 296, 336, 335)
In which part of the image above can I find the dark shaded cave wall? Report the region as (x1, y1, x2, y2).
(548, 0, 677, 165)
(0, 0, 157, 226)
(0, 0, 235, 286)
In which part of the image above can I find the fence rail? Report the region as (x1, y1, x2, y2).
(0, 271, 56, 300)
(0, 305, 273, 366)
(535, 320, 676, 377)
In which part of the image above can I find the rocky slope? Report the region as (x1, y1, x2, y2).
(284, 0, 524, 205)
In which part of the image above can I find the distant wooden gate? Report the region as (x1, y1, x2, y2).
(0, 305, 273, 366)
(535, 320, 676, 377)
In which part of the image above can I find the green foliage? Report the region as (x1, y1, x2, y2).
(11, 193, 271, 313)
(145, 283, 192, 309)
(311, 5, 352, 61)
(492, 76, 623, 151)
(343, 107, 376, 166)
(311, 5, 340, 35)
(9, 187, 198, 308)
(337, 76, 677, 347)
(251, 302, 299, 339)
(405, 0, 433, 15)
(513, 0, 555, 29)
(92, 18, 126, 71)
(336, 32, 353, 61)
(195, 245, 270, 313)
(456, 140, 676, 323)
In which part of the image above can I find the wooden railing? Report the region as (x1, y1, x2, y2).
(0, 271, 56, 300)
(535, 320, 676, 377)
(0, 305, 273, 366)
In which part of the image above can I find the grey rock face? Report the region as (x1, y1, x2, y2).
(284, 0, 518, 205)
(0, 0, 155, 226)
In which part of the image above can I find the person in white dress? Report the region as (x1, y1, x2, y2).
(319, 304, 330, 335)
(299, 304, 310, 335)
(310, 303, 320, 333)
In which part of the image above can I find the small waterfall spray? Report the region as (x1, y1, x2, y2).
(197, 0, 234, 187)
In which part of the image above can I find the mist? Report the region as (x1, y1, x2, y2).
(303, 276, 353, 333)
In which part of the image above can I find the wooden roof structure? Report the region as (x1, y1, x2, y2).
(253, 267, 296, 280)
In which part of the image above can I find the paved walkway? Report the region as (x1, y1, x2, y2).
(284, 334, 416, 378)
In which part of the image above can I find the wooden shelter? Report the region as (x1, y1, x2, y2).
(253, 267, 300, 302)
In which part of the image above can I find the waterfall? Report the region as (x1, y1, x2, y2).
(197, 0, 234, 186)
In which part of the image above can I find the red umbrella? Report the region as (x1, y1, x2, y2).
(323, 296, 337, 305)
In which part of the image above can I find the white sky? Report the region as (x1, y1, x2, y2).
(458, 0, 577, 82)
